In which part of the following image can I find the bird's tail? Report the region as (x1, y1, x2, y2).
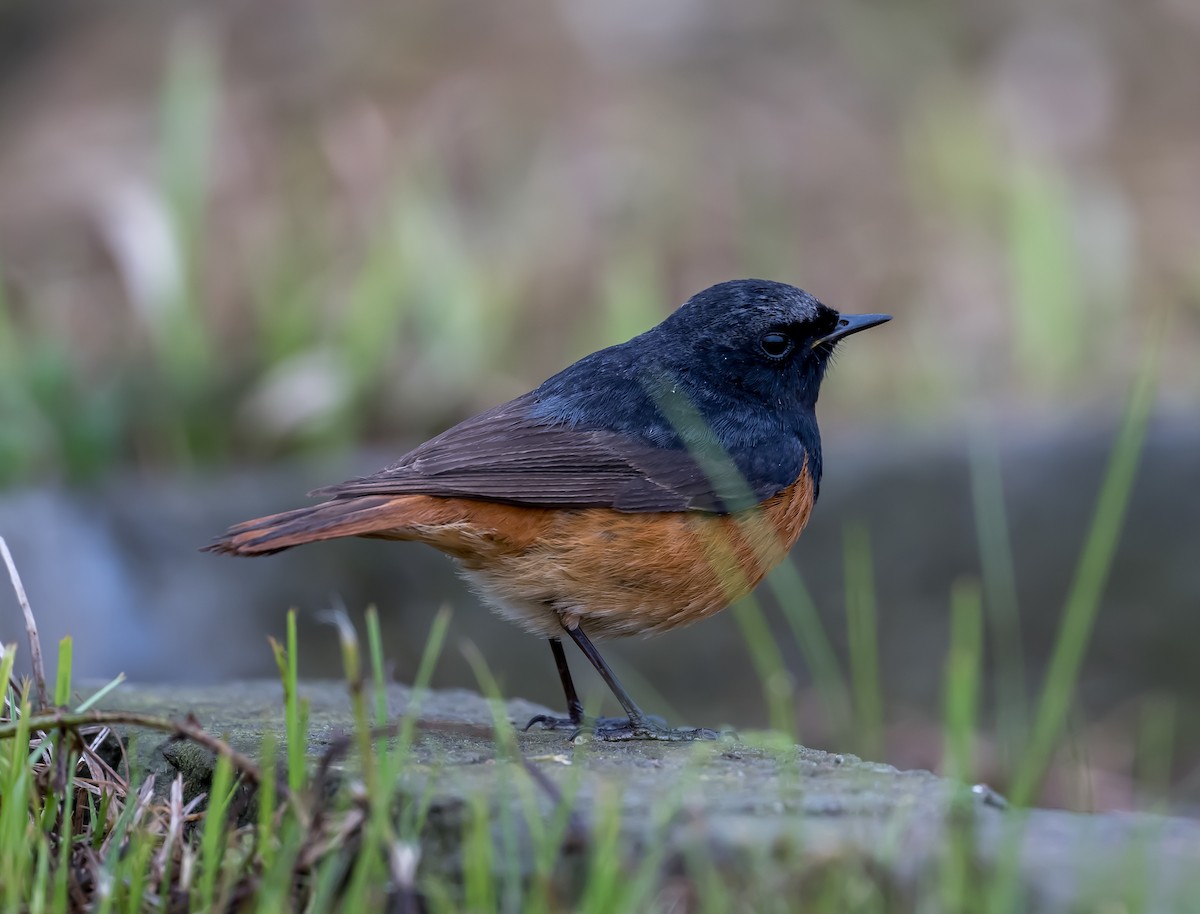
(203, 495, 411, 556)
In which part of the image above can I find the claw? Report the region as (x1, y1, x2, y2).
(524, 713, 644, 733)
(523, 713, 578, 732)
(586, 721, 721, 742)
(524, 712, 721, 742)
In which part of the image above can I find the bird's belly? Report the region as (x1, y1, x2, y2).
(449, 469, 816, 639)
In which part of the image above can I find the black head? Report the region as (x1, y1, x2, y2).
(652, 279, 890, 412)
(526, 278, 889, 505)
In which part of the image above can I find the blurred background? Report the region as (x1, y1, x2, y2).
(0, 0, 1197, 813)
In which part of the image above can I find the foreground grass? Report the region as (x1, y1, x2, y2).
(0, 602, 454, 913)
(4, 601, 880, 913)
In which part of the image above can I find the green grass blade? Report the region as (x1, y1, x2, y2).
(462, 791, 497, 914)
(731, 596, 796, 737)
(53, 637, 72, 707)
(392, 607, 452, 842)
(270, 609, 308, 796)
(121, 837, 154, 914)
(1008, 161, 1083, 388)
(943, 578, 983, 782)
(1, 690, 32, 911)
(198, 751, 234, 911)
(256, 730, 278, 872)
(1009, 340, 1159, 806)
(326, 608, 376, 797)
(0, 644, 15, 708)
(365, 606, 389, 728)
(968, 433, 1027, 770)
(576, 785, 624, 914)
(1135, 694, 1176, 813)
(844, 522, 884, 759)
(30, 839, 50, 914)
(394, 606, 452, 761)
(51, 758, 76, 914)
(155, 24, 219, 403)
(253, 821, 302, 914)
(73, 673, 125, 713)
(768, 562, 851, 742)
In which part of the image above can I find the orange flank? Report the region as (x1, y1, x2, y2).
(205, 467, 816, 639)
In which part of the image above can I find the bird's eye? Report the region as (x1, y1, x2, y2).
(759, 330, 794, 360)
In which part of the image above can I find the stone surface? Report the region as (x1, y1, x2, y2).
(96, 679, 1200, 913)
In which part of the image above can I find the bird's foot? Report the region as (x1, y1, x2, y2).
(524, 711, 724, 742)
(564, 714, 720, 738)
(582, 716, 721, 742)
(523, 713, 661, 734)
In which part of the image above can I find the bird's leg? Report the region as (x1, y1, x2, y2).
(562, 623, 719, 742)
(523, 637, 585, 730)
(549, 636, 585, 724)
(523, 637, 646, 733)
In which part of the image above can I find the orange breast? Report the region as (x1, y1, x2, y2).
(389, 467, 817, 639)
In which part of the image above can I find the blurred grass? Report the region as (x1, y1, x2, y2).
(843, 522, 884, 761)
(0, 33, 530, 484)
(1, 3, 1191, 487)
(943, 578, 983, 783)
(1008, 328, 1158, 805)
(155, 25, 218, 406)
(969, 432, 1028, 774)
(1007, 161, 1085, 388)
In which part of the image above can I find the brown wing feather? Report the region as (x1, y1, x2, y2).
(310, 397, 741, 513)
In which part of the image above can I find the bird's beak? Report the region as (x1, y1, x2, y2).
(811, 312, 892, 348)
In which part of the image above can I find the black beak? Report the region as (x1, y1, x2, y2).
(811, 312, 892, 348)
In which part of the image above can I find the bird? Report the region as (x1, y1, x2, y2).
(205, 279, 890, 741)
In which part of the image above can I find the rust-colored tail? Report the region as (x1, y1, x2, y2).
(203, 495, 412, 556)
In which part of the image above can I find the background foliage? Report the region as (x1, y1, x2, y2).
(0, 0, 1196, 484)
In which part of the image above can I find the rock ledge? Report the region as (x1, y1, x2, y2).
(98, 680, 1200, 912)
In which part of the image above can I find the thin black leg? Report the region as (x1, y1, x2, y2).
(563, 624, 648, 724)
(523, 623, 724, 742)
(550, 637, 585, 724)
(563, 622, 721, 742)
(523, 629, 656, 736)
(522, 637, 590, 732)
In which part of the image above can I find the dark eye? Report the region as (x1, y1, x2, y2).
(759, 330, 794, 360)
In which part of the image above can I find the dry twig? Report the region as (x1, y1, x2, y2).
(1, 536, 48, 708)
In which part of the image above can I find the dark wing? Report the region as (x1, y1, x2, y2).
(310, 396, 758, 513)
